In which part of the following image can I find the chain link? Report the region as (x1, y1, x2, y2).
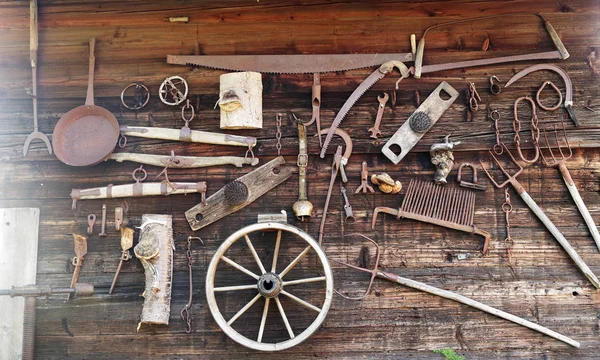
(513, 96, 540, 163)
(502, 188, 514, 264)
(488, 108, 503, 155)
(275, 113, 283, 156)
(180, 236, 203, 334)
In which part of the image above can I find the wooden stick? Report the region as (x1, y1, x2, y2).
(108, 152, 259, 168)
(120, 125, 256, 147)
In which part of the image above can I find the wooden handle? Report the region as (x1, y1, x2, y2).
(30, 0, 37, 56)
(545, 21, 570, 60)
(519, 191, 600, 288)
(413, 37, 425, 79)
(108, 152, 259, 168)
(120, 125, 256, 147)
(85, 37, 96, 106)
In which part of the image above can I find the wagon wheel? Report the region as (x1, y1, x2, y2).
(206, 222, 333, 351)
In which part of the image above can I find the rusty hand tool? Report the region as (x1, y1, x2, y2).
(513, 96, 540, 165)
(340, 185, 355, 222)
(319, 146, 343, 246)
(355, 161, 374, 194)
(317, 127, 352, 183)
(372, 179, 491, 254)
(303, 73, 322, 147)
(539, 123, 600, 251)
(180, 236, 203, 333)
(368, 93, 389, 139)
(99, 204, 107, 237)
(505, 64, 579, 126)
(23, 0, 52, 157)
(109, 227, 134, 294)
(331, 234, 579, 348)
(489, 76, 501, 94)
(457, 163, 486, 191)
(86, 214, 96, 235)
(68, 234, 88, 301)
(479, 144, 600, 288)
(468, 82, 482, 111)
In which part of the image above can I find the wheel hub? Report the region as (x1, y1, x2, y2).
(257, 272, 282, 298)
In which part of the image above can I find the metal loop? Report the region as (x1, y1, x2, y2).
(493, 143, 504, 155)
(489, 76, 501, 94)
(120, 82, 150, 110)
(118, 134, 127, 148)
(181, 99, 195, 124)
(132, 165, 147, 183)
(159, 76, 188, 106)
(489, 109, 500, 121)
(536, 81, 563, 111)
(245, 144, 255, 163)
(468, 82, 481, 111)
(513, 96, 540, 164)
(502, 202, 513, 213)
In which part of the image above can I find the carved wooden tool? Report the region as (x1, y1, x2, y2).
(120, 125, 257, 148)
(108, 152, 259, 168)
(134, 215, 173, 330)
(381, 82, 458, 165)
(70, 166, 207, 210)
(109, 227, 134, 295)
(333, 234, 580, 348)
(372, 179, 491, 254)
(185, 156, 292, 231)
(480, 144, 600, 288)
(68, 234, 87, 301)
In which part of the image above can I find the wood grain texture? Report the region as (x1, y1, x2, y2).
(1, 0, 600, 358)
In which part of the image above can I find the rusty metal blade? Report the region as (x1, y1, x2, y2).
(167, 53, 413, 74)
(421, 51, 562, 74)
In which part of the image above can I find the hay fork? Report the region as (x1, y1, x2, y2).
(331, 234, 579, 348)
(539, 122, 600, 251)
(479, 144, 600, 288)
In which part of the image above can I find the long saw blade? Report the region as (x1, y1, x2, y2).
(167, 53, 413, 74)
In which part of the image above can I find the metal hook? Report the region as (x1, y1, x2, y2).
(489, 76, 501, 94)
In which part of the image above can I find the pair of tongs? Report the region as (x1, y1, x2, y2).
(479, 143, 600, 289)
(332, 234, 579, 348)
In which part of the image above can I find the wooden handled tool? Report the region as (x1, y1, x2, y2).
(68, 234, 88, 301)
(109, 227, 134, 294)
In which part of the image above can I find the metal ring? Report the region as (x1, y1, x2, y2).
(181, 100, 195, 123)
(536, 81, 562, 111)
(118, 134, 127, 148)
(489, 109, 500, 121)
(132, 166, 148, 182)
(502, 203, 513, 213)
(120, 82, 150, 110)
(159, 76, 188, 106)
(493, 143, 504, 155)
(489, 76, 501, 94)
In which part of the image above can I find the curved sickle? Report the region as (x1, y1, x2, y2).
(316, 127, 352, 161)
(505, 64, 579, 126)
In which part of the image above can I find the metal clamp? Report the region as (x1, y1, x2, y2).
(457, 163, 486, 191)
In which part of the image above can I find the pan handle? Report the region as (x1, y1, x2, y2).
(85, 38, 96, 106)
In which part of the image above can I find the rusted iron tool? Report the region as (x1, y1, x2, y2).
(513, 96, 540, 165)
(292, 118, 313, 221)
(489, 108, 503, 155)
(180, 236, 203, 333)
(340, 185, 355, 222)
(505, 64, 579, 126)
(23, 0, 52, 156)
(0, 283, 94, 298)
(539, 123, 600, 251)
(303, 73, 322, 146)
(355, 161, 374, 194)
(503, 188, 515, 263)
(489, 76, 501, 94)
(115, 206, 124, 231)
(319, 146, 343, 246)
(368, 93, 389, 139)
(372, 179, 491, 254)
(86, 214, 96, 235)
(70, 166, 207, 210)
(457, 163, 486, 191)
(99, 204, 107, 237)
(479, 144, 600, 288)
(109, 227, 134, 294)
(468, 82, 482, 111)
(68, 234, 88, 301)
(332, 234, 579, 348)
(317, 127, 352, 183)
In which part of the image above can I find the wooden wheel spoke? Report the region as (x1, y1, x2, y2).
(221, 256, 260, 280)
(282, 276, 327, 286)
(227, 293, 262, 326)
(214, 284, 258, 292)
(280, 290, 321, 313)
(257, 297, 270, 343)
(271, 230, 282, 273)
(279, 246, 311, 279)
(275, 296, 295, 339)
(245, 234, 267, 275)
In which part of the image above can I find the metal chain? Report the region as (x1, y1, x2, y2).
(180, 236, 203, 334)
(502, 188, 514, 264)
(513, 96, 540, 159)
(275, 113, 283, 156)
(488, 108, 503, 155)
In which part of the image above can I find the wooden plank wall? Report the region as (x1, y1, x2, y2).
(1, 0, 600, 358)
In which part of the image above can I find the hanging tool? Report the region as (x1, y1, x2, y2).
(316, 127, 352, 183)
(185, 157, 292, 231)
(489, 76, 501, 94)
(373, 179, 491, 254)
(115, 206, 123, 231)
(275, 113, 283, 156)
(536, 81, 562, 111)
(505, 64, 579, 126)
(292, 119, 313, 221)
(119, 125, 257, 148)
(382, 82, 459, 165)
(332, 234, 579, 348)
(457, 163, 486, 191)
(513, 96, 540, 165)
(303, 73, 322, 146)
(539, 123, 600, 252)
(468, 82, 482, 111)
(340, 185, 355, 222)
(368, 93, 389, 139)
(23, 0, 52, 156)
(68, 234, 88, 301)
(479, 144, 600, 288)
(0, 283, 94, 298)
(503, 188, 515, 263)
(355, 161, 374, 194)
(159, 76, 188, 106)
(70, 166, 207, 210)
(180, 236, 203, 333)
(86, 214, 96, 235)
(108, 151, 259, 168)
(109, 227, 134, 294)
(319, 146, 343, 246)
(489, 108, 503, 155)
(99, 204, 107, 237)
(120, 82, 150, 110)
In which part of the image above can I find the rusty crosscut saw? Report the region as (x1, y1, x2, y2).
(167, 13, 569, 156)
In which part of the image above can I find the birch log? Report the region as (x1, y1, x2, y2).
(219, 72, 263, 129)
